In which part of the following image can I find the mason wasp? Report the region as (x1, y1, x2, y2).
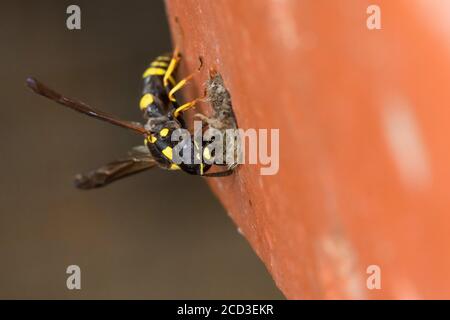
(26, 49, 235, 189)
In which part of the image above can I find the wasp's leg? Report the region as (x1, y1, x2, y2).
(163, 47, 181, 88)
(193, 113, 210, 127)
(168, 58, 204, 103)
(193, 113, 227, 129)
(173, 95, 206, 118)
(168, 72, 195, 102)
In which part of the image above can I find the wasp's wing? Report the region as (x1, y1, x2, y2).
(74, 146, 158, 189)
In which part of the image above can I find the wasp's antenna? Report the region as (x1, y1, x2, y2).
(26, 77, 148, 135)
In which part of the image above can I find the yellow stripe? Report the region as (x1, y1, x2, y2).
(142, 67, 166, 78)
(151, 61, 168, 68)
(157, 56, 171, 61)
(159, 128, 169, 137)
(162, 146, 173, 160)
(200, 163, 204, 175)
(142, 68, 176, 86)
(146, 135, 157, 144)
(139, 93, 154, 110)
(169, 163, 180, 170)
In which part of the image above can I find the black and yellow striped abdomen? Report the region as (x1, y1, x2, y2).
(139, 55, 177, 119)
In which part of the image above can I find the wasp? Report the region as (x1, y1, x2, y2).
(26, 49, 235, 189)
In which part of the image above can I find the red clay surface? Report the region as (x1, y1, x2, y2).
(166, 0, 450, 299)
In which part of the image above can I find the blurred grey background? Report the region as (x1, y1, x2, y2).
(0, 0, 282, 299)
